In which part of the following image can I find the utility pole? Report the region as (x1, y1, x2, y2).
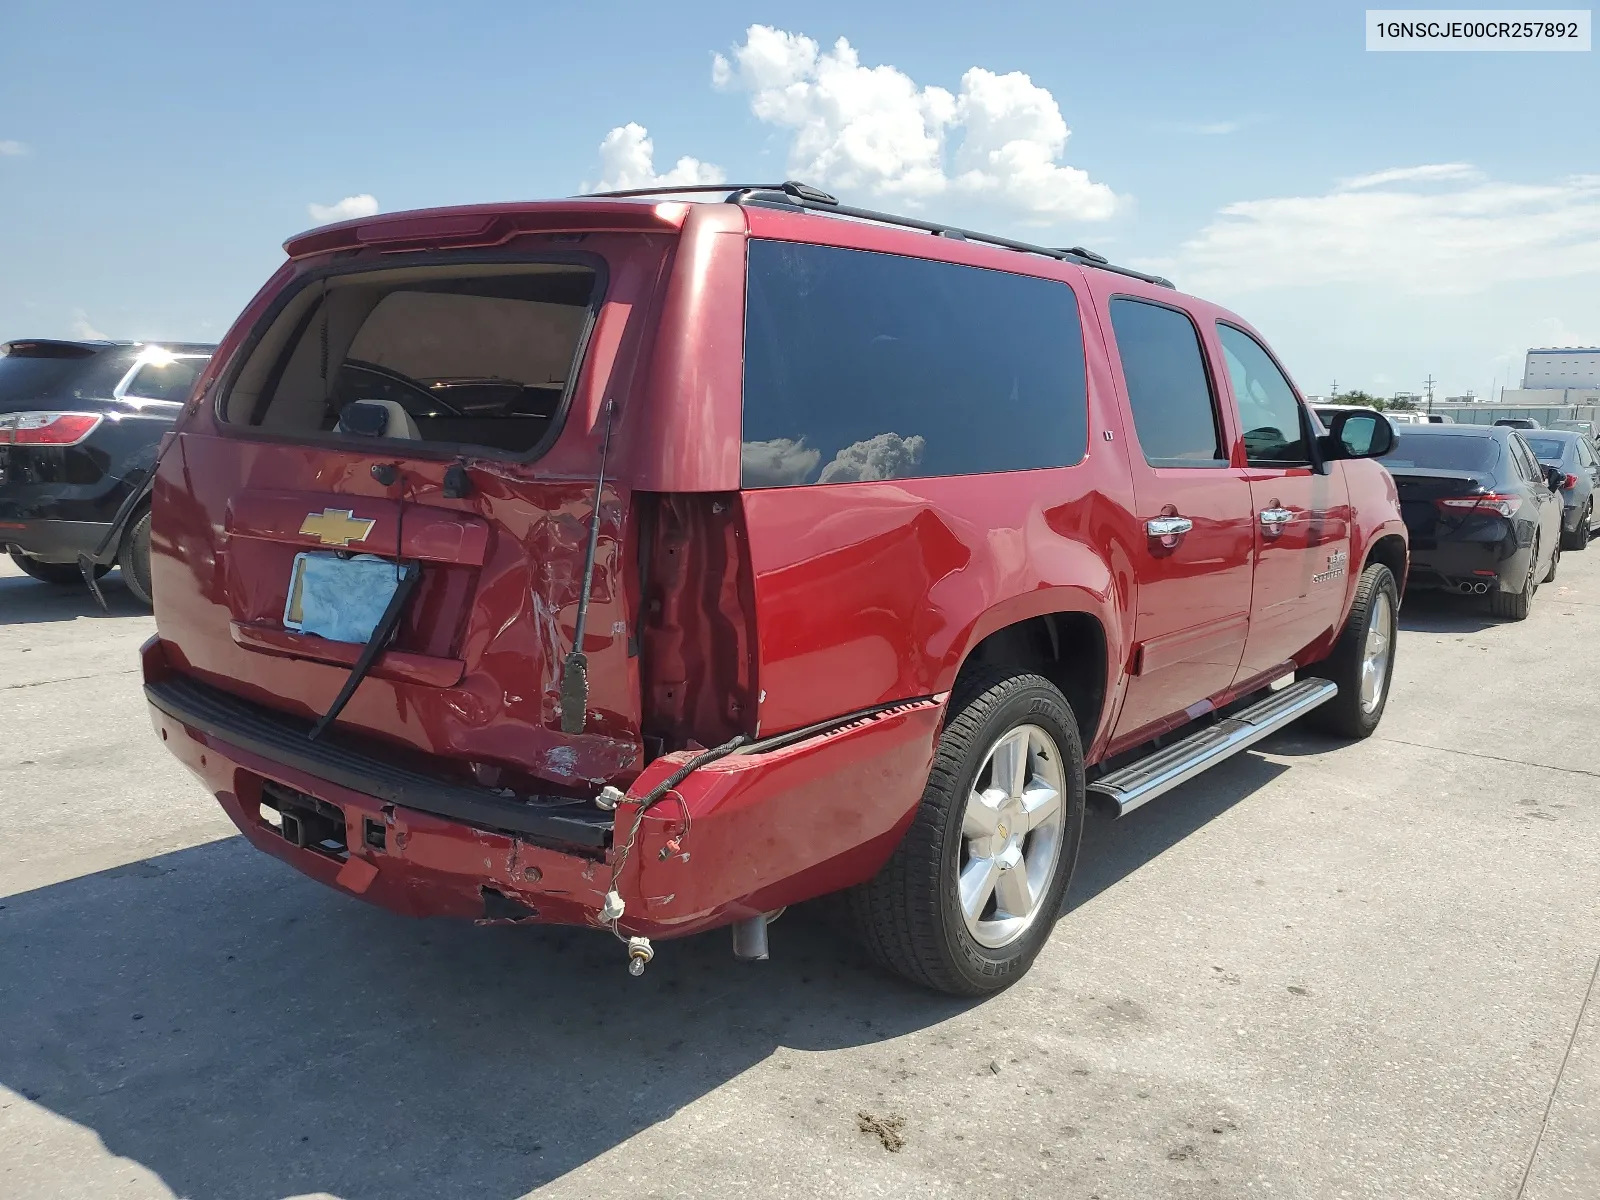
(1331, 378, 1338, 400)
(1424, 374, 1436, 415)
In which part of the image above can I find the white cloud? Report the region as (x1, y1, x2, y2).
(711, 25, 1116, 222)
(589, 123, 724, 192)
(0, 140, 27, 156)
(817, 432, 927, 483)
(741, 436, 822, 487)
(1338, 162, 1481, 190)
(70, 310, 107, 340)
(307, 194, 380, 224)
(1194, 121, 1242, 136)
(1151, 167, 1600, 296)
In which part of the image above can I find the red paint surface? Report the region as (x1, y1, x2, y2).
(148, 196, 1406, 939)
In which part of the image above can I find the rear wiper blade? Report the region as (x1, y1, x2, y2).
(308, 560, 422, 741)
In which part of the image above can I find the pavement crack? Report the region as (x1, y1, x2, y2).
(1515, 952, 1600, 1200)
(1375, 736, 1600, 780)
(1, 667, 141, 692)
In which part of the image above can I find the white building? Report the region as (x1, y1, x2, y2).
(1523, 347, 1600, 389)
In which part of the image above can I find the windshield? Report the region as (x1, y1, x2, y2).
(0, 344, 128, 408)
(123, 356, 209, 403)
(1522, 435, 1567, 462)
(1381, 432, 1500, 473)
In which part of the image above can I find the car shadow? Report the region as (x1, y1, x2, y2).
(0, 570, 145, 624)
(1066, 750, 1288, 912)
(1398, 589, 1500, 634)
(0, 838, 967, 1200)
(1, 749, 1294, 1199)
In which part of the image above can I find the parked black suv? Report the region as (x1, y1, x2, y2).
(1, 339, 214, 603)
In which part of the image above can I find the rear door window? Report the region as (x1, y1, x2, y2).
(740, 240, 1088, 487)
(1216, 324, 1310, 466)
(1106, 299, 1226, 467)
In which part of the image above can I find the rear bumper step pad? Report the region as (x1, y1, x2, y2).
(1088, 678, 1338, 817)
(145, 675, 612, 849)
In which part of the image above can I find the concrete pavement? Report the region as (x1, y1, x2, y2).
(1, 552, 1596, 1199)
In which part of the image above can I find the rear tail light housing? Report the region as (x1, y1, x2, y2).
(1436, 492, 1522, 518)
(1561, 473, 1579, 491)
(0, 411, 104, 446)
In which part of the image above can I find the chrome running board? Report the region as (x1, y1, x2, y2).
(1088, 678, 1338, 818)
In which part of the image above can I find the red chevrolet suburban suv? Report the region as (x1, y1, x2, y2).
(142, 183, 1407, 995)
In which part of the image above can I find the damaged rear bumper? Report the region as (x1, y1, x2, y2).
(143, 641, 946, 939)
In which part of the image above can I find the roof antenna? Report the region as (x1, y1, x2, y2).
(560, 398, 615, 735)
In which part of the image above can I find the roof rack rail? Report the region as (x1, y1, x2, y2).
(585, 180, 839, 204)
(580, 180, 1174, 289)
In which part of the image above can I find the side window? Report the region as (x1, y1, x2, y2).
(1578, 439, 1597, 469)
(1106, 298, 1226, 468)
(1510, 436, 1540, 483)
(1216, 324, 1309, 465)
(741, 241, 1089, 487)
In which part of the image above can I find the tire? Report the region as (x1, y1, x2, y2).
(7, 548, 107, 585)
(119, 507, 153, 607)
(1562, 503, 1590, 551)
(1542, 540, 1561, 584)
(1489, 532, 1539, 621)
(847, 666, 1085, 996)
(1303, 562, 1399, 739)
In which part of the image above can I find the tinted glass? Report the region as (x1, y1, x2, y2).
(1510, 436, 1541, 482)
(0, 345, 131, 407)
(741, 240, 1088, 487)
(1523, 435, 1569, 463)
(1380, 432, 1501, 473)
(124, 357, 206, 403)
(1217, 324, 1309, 464)
(1107, 299, 1223, 467)
(1578, 440, 1597, 468)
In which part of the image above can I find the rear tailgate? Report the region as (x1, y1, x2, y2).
(148, 211, 683, 795)
(1387, 468, 1489, 542)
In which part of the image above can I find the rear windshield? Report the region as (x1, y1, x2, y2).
(1381, 432, 1501, 473)
(124, 356, 208, 403)
(222, 263, 599, 456)
(0, 344, 130, 407)
(741, 240, 1088, 487)
(1522, 435, 1568, 461)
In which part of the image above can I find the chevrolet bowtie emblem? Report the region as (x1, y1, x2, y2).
(299, 508, 376, 547)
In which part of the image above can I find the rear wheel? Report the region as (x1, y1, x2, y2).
(1489, 532, 1540, 621)
(1303, 562, 1398, 739)
(7, 548, 106, 586)
(1542, 540, 1561, 584)
(1562, 502, 1591, 551)
(119, 508, 153, 607)
(847, 667, 1085, 996)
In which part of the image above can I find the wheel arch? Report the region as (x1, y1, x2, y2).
(1363, 529, 1408, 595)
(949, 604, 1112, 757)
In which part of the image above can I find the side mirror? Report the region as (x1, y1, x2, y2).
(1545, 465, 1567, 491)
(1323, 410, 1395, 460)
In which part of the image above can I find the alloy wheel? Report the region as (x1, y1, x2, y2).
(956, 724, 1067, 949)
(1359, 589, 1394, 714)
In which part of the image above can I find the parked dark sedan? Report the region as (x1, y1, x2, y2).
(1, 338, 214, 604)
(1522, 429, 1600, 551)
(1380, 424, 1566, 620)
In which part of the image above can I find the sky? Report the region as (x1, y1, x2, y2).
(1, 0, 1596, 401)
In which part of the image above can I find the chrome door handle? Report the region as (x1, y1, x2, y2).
(1259, 507, 1294, 526)
(1145, 516, 1193, 537)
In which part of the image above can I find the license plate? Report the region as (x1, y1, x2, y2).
(283, 552, 404, 644)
